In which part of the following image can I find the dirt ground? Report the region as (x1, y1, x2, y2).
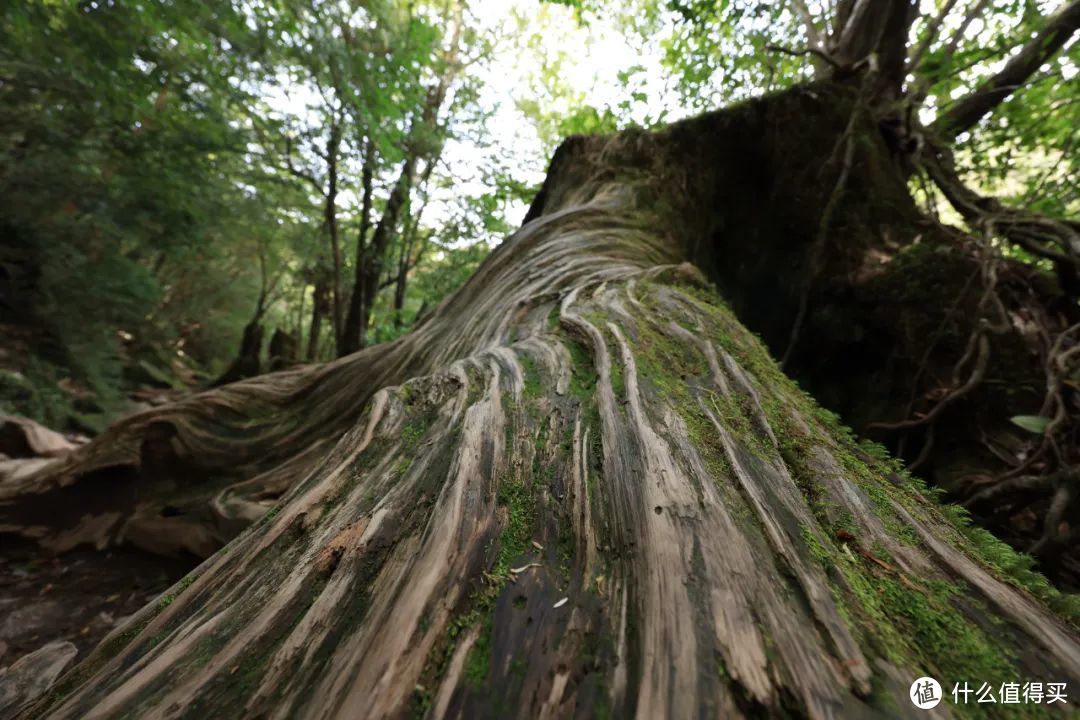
(0, 536, 197, 669)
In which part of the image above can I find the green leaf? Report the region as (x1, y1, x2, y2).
(1010, 415, 1050, 434)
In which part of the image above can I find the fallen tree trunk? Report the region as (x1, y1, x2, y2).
(4, 83, 1079, 718)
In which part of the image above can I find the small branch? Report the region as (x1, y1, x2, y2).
(789, 0, 826, 51)
(765, 44, 841, 69)
(906, 0, 962, 74)
(1029, 475, 1076, 557)
(921, 141, 1080, 274)
(871, 334, 990, 432)
(962, 474, 1054, 509)
(997, 323, 1080, 481)
(932, 0, 1080, 139)
(906, 0, 992, 112)
(937, 0, 990, 70)
(282, 137, 326, 196)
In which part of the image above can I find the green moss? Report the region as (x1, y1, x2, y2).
(519, 353, 543, 400)
(463, 629, 491, 689)
(630, 291, 777, 464)
(664, 280, 1080, 627)
(547, 307, 561, 332)
(629, 304, 752, 493)
(394, 381, 446, 455)
(38, 611, 157, 712)
(400, 416, 427, 450)
(580, 321, 628, 401)
(419, 585, 497, 708)
(800, 524, 831, 566)
(562, 334, 599, 401)
(622, 277, 1079, 711)
(156, 572, 197, 611)
(408, 685, 433, 719)
(609, 351, 626, 400)
(493, 411, 543, 578)
(495, 473, 536, 578)
(840, 562, 1037, 717)
(810, 406, 1080, 623)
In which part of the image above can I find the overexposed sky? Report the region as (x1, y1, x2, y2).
(433, 0, 678, 232)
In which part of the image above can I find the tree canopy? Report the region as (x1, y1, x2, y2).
(1, 0, 537, 429)
(5, 1, 1073, 429)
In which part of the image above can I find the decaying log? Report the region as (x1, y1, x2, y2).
(0, 641, 78, 716)
(4, 83, 1078, 718)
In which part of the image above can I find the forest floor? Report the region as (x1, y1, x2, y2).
(0, 325, 205, 672)
(0, 536, 197, 669)
(0, 320, 198, 436)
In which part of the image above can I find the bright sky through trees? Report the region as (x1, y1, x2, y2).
(331, 0, 681, 237)
(262, 0, 1076, 245)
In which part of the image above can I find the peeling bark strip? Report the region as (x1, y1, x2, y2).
(5, 84, 1080, 718)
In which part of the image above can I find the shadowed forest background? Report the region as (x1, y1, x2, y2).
(1, 0, 1080, 717)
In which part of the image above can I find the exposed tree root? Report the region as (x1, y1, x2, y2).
(21, 274, 1080, 718)
(3, 82, 1079, 717)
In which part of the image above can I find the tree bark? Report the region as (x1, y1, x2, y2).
(828, 0, 916, 98)
(4, 82, 1079, 719)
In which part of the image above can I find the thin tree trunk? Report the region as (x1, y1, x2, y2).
(294, 281, 306, 344)
(393, 222, 413, 329)
(212, 245, 276, 386)
(268, 328, 298, 371)
(306, 279, 328, 362)
(339, 138, 377, 356)
(355, 154, 417, 348)
(412, 298, 430, 326)
(393, 180, 433, 329)
(212, 319, 263, 387)
(3, 82, 1078, 719)
(212, 289, 265, 386)
(340, 4, 461, 356)
(325, 115, 344, 351)
(394, 228, 433, 330)
(829, 0, 916, 96)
